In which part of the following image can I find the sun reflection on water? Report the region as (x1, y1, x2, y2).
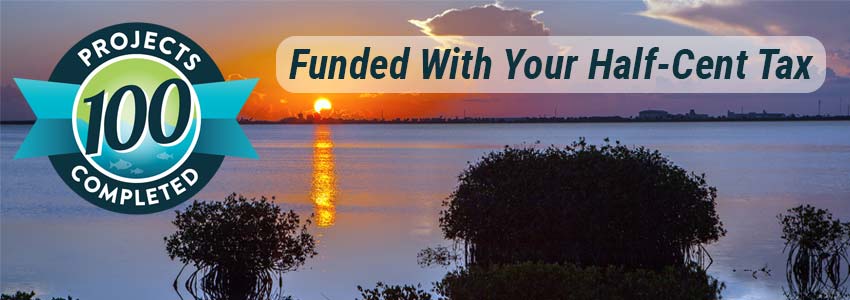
(311, 125, 337, 227)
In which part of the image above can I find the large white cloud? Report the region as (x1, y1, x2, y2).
(410, 3, 549, 36)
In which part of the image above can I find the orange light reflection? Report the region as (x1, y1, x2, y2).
(311, 125, 337, 227)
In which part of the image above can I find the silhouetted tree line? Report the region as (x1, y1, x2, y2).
(0, 292, 75, 300)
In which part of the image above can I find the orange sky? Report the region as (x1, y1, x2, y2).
(3, 1, 850, 121)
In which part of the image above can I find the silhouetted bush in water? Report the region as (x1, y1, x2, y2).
(417, 245, 461, 268)
(435, 262, 723, 300)
(357, 262, 723, 300)
(356, 282, 432, 300)
(360, 139, 725, 299)
(441, 139, 725, 269)
(165, 193, 317, 300)
(1, 291, 76, 300)
(779, 205, 850, 300)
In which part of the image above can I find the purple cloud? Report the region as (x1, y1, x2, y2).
(641, 0, 850, 77)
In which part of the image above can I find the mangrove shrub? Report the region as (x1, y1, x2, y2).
(441, 139, 725, 269)
(780, 204, 850, 300)
(164, 193, 317, 300)
(436, 262, 723, 300)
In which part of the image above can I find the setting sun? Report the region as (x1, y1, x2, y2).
(314, 98, 332, 113)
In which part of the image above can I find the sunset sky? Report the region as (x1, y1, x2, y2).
(2, 1, 849, 121)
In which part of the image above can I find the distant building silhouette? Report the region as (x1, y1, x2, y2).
(638, 110, 670, 120)
(228, 108, 846, 125)
(638, 109, 709, 120)
(727, 110, 786, 119)
(685, 109, 710, 120)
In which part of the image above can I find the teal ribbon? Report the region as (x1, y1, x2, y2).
(13, 79, 80, 159)
(13, 78, 259, 159)
(195, 79, 259, 159)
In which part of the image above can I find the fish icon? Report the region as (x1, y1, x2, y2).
(129, 168, 144, 175)
(109, 159, 133, 170)
(157, 152, 174, 160)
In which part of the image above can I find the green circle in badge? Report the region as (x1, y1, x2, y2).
(72, 54, 200, 183)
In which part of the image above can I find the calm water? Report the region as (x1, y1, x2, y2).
(2, 122, 849, 300)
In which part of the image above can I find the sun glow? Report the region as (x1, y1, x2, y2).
(314, 98, 332, 113)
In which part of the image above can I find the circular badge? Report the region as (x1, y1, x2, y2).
(14, 22, 258, 214)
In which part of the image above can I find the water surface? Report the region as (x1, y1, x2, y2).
(2, 122, 849, 300)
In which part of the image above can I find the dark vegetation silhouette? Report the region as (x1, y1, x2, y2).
(435, 262, 723, 300)
(780, 205, 850, 300)
(416, 245, 460, 268)
(441, 139, 724, 269)
(357, 283, 433, 300)
(0, 291, 75, 300)
(360, 139, 726, 300)
(164, 193, 316, 300)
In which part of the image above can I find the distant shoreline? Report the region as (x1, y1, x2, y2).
(238, 116, 850, 125)
(2, 116, 849, 126)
